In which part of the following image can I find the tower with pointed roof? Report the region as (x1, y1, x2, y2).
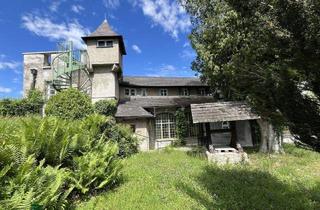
(82, 19, 126, 102)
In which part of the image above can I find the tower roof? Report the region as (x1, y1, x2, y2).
(82, 20, 126, 55)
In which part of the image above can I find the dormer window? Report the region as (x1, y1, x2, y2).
(97, 40, 113, 48)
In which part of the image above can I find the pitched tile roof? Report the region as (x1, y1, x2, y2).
(120, 76, 207, 87)
(191, 101, 260, 123)
(115, 96, 215, 118)
(115, 104, 154, 118)
(86, 20, 119, 37)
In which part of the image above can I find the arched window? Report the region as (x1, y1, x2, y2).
(155, 113, 176, 139)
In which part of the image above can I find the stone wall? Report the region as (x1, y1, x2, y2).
(23, 53, 53, 97)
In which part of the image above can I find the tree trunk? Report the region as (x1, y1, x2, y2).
(257, 119, 283, 153)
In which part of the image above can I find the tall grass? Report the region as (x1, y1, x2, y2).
(77, 144, 320, 210)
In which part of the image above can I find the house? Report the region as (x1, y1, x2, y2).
(22, 20, 256, 151)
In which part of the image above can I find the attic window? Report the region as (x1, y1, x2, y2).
(97, 40, 113, 48)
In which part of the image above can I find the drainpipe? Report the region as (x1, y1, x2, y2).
(30, 68, 38, 90)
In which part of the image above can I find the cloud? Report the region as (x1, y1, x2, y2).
(0, 55, 21, 74)
(71, 4, 85, 13)
(132, 44, 142, 53)
(49, 1, 61, 12)
(103, 0, 120, 9)
(146, 64, 194, 77)
(180, 49, 196, 59)
(0, 86, 12, 94)
(130, 0, 191, 39)
(183, 42, 190, 47)
(21, 14, 90, 49)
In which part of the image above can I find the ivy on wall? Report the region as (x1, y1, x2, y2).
(175, 108, 188, 146)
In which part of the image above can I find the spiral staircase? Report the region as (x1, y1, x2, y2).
(51, 41, 92, 95)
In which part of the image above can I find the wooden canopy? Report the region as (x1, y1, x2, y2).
(191, 101, 260, 123)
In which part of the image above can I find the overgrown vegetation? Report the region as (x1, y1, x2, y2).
(45, 88, 93, 119)
(77, 144, 320, 210)
(0, 114, 138, 209)
(182, 0, 320, 151)
(94, 99, 118, 116)
(0, 90, 44, 116)
(175, 108, 188, 146)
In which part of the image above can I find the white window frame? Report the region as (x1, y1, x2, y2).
(155, 113, 176, 139)
(141, 88, 147, 96)
(159, 89, 168, 96)
(199, 88, 206, 96)
(97, 40, 113, 48)
(125, 88, 136, 96)
(181, 88, 190, 96)
(221, 121, 230, 129)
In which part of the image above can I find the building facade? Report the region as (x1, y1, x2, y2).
(23, 20, 255, 151)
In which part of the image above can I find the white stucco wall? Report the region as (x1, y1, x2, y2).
(86, 39, 121, 66)
(91, 65, 119, 102)
(119, 119, 150, 151)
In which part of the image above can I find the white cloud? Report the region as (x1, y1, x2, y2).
(103, 0, 120, 9)
(146, 64, 194, 77)
(0, 86, 12, 94)
(131, 0, 191, 39)
(180, 49, 195, 59)
(0, 55, 20, 74)
(183, 42, 190, 47)
(132, 44, 142, 53)
(71, 4, 85, 13)
(49, 1, 61, 12)
(21, 14, 90, 49)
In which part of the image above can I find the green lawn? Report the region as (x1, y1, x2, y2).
(77, 145, 320, 210)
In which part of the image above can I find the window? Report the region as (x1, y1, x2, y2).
(199, 88, 206, 96)
(221, 121, 230, 129)
(97, 40, 113, 48)
(125, 88, 130, 96)
(155, 113, 176, 139)
(180, 88, 190, 96)
(141, 88, 147, 96)
(130, 89, 136, 96)
(125, 88, 136, 96)
(186, 112, 201, 137)
(130, 124, 136, 133)
(159, 89, 168, 96)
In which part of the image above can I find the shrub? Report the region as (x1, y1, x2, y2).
(94, 99, 118, 116)
(0, 90, 44, 116)
(0, 114, 138, 209)
(81, 114, 139, 158)
(45, 88, 93, 119)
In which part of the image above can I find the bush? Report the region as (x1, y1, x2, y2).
(0, 114, 138, 209)
(94, 99, 118, 116)
(45, 88, 93, 119)
(81, 114, 139, 158)
(0, 90, 44, 116)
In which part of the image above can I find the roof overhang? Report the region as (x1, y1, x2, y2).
(191, 101, 260, 123)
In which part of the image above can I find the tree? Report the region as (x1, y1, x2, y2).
(182, 0, 320, 152)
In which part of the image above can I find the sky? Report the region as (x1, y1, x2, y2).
(0, 0, 197, 98)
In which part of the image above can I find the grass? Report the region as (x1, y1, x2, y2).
(76, 144, 320, 210)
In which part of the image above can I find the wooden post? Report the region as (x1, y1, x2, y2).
(230, 121, 238, 148)
(205, 123, 211, 148)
